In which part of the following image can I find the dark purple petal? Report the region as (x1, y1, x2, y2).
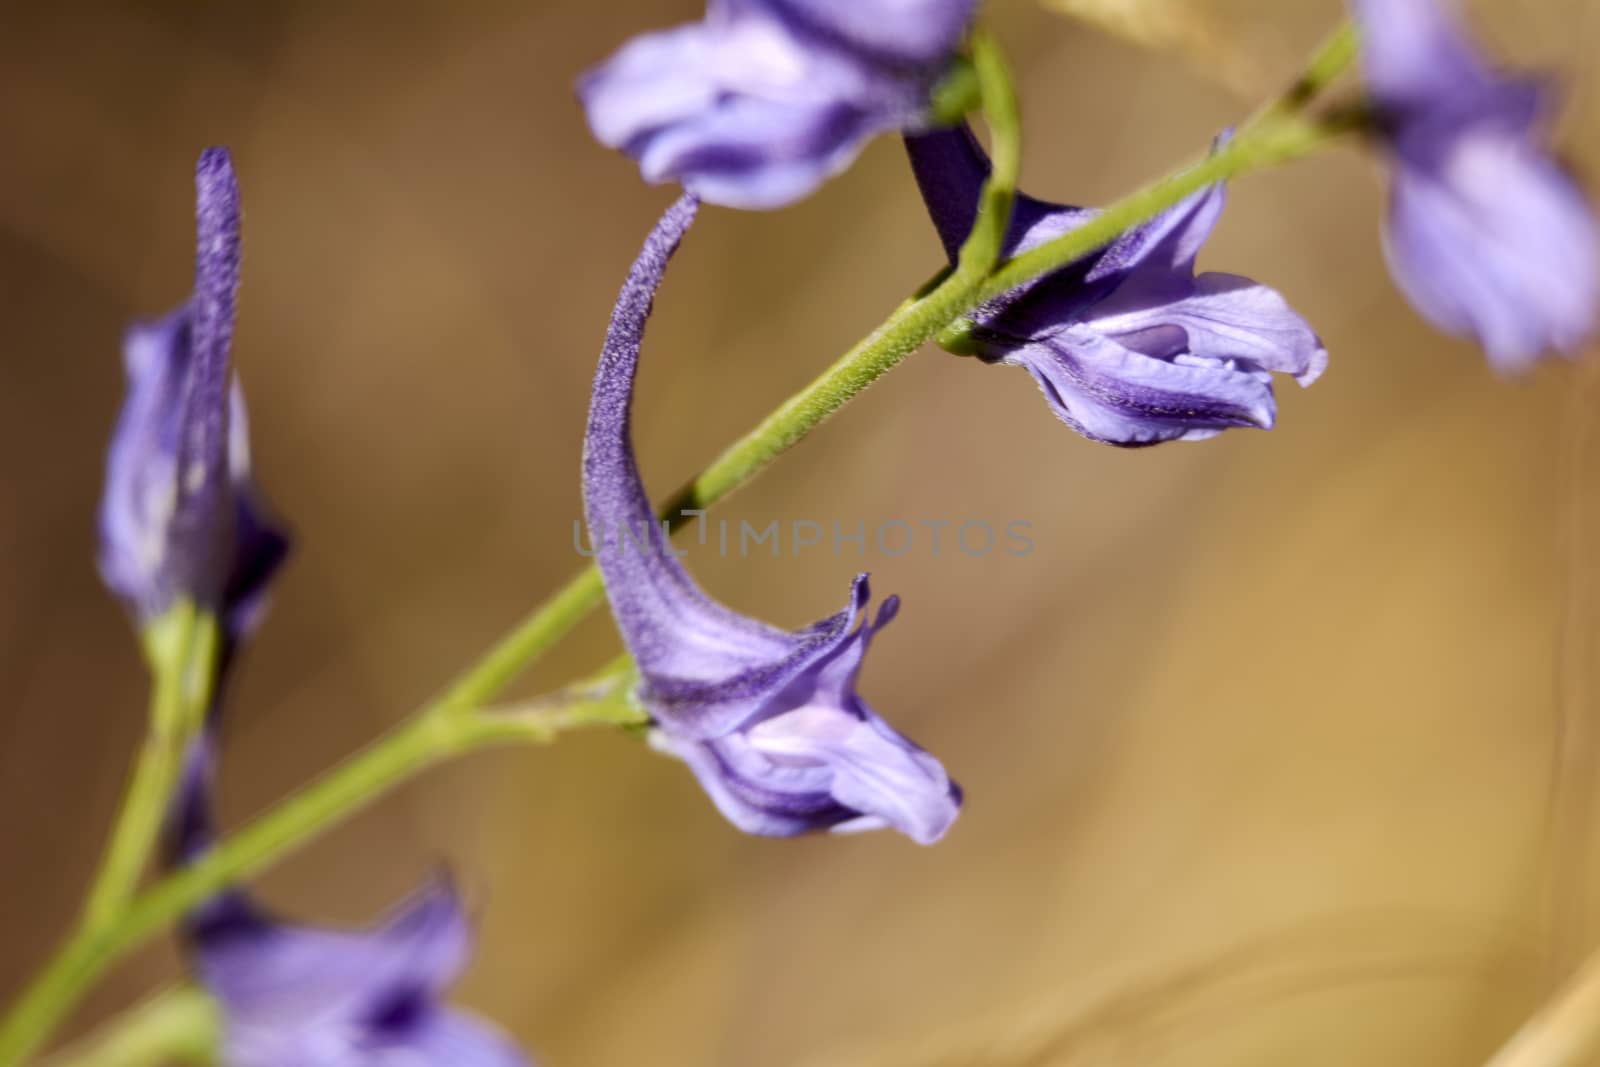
(220, 386, 289, 639)
(1005, 326, 1278, 446)
(580, 1, 974, 209)
(583, 199, 960, 841)
(904, 124, 1092, 264)
(388, 1011, 530, 1067)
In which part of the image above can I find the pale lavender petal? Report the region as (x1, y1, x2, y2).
(1351, 0, 1492, 106)
(580, 1, 973, 208)
(1385, 128, 1599, 371)
(1006, 326, 1278, 446)
(1354, 0, 1599, 367)
(1092, 272, 1329, 385)
(755, 0, 976, 67)
(392, 1010, 531, 1067)
(197, 878, 471, 1027)
(654, 598, 958, 844)
(638, 95, 884, 211)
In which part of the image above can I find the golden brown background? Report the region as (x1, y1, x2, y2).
(3, 1, 1599, 1063)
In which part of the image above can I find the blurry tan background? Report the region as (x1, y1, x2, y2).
(3, 1, 1599, 1063)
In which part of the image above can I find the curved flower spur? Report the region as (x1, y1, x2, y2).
(97, 148, 288, 638)
(905, 124, 1327, 446)
(582, 195, 961, 844)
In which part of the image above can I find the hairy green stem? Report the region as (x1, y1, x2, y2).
(0, 21, 1362, 1064)
(80, 608, 204, 931)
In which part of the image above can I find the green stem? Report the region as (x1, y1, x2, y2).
(42, 987, 217, 1067)
(81, 606, 219, 932)
(1265, 19, 1360, 118)
(0, 683, 639, 1067)
(0, 22, 1363, 1065)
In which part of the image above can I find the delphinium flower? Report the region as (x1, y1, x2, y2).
(579, 0, 979, 209)
(170, 743, 531, 1067)
(97, 148, 287, 636)
(582, 194, 960, 843)
(1350, 0, 1598, 371)
(905, 125, 1328, 446)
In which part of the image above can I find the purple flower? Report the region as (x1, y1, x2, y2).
(172, 745, 530, 1067)
(582, 195, 960, 844)
(906, 125, 1327, 446)
(98, 148, 287, 635)
(1352, 0, 1598, 371)
(579, 0, 978, 210)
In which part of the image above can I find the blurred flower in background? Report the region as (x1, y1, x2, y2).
(1353, 0, 1599, 371)
(579, 0, 978, 208)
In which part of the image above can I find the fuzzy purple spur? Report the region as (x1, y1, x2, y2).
(582, 194, 960, 843)
(97, 148, 287, 636)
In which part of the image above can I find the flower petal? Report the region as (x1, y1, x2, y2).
(580, 2, 968, 209)
(1352, 0, 1493, 107)
(384, 1009, 532, 1067)
(197, 878, 472, 1030)
(755, 0, 976, 67)
(652, 595, 959, 844)
(637, 94, 883, 211)
(1005, 325, 1278, 446)
(1092, 272, 1328, 385)
(904, 123, 1095, 264)
(1089, 181, 1224, 285)
(1384, 127, 1599, 371)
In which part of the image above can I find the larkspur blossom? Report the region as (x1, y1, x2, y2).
(97, 148, 287, 635)
(1351, 0, 1598, 371)
(579, 0, 978, 210)
(171, 743, 530, 1067)
(582, 194, 960, 843)
(906, 124, 1327, 446)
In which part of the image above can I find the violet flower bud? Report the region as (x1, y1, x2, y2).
(97, 149, 287, 636)
(579, 0, 979, 210)
(1351, 0, 1598, 371)
(906, 125, 1327, 446)
(172, 744, 530, 1067)
(582, 195, 960, 843)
